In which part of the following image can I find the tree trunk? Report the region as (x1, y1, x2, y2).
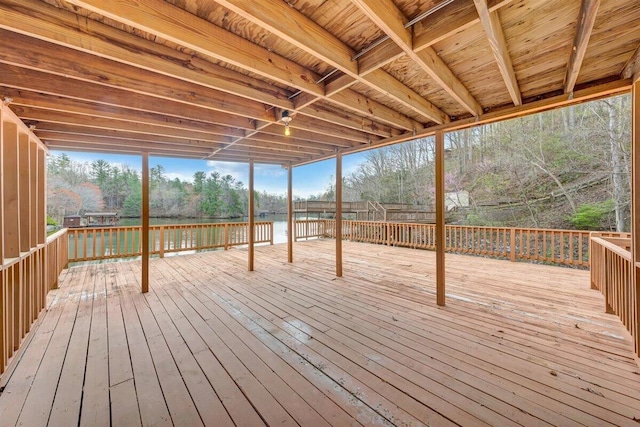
(608, 98, 626, 231)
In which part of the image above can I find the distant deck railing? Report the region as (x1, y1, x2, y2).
(295, 219, 597, 267)
(1, 229, 68, 375)
(589, 232, 637, 356)
(67, 222, 273, 263)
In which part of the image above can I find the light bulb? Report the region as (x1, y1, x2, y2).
(284, 125, 291, 136)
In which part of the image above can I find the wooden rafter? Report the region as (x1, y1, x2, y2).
(0, 30, 273, 122)
(623, 44, 640, 82)
(10, 105, 237, 143)
(0, 0, 295, 109)
(564, 0, 601, 94)
(210, 0, 448, 124)
(60, 0, 427, 132)
(351, 0, 483, 116)
(3, 90, 243, 140)
(36, 129, 223, 150)
(62, 0, 323, 96)
(0, 64, 260, 130)
(356, 0, 515, 77)
(0, 0, 405, 139)
(473, 0, 521, 106)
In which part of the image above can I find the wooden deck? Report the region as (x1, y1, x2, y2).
(1, 240, 639, 426)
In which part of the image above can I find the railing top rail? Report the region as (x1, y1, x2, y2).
(591, 236, 632, 260)
(65, 221, 274, 232)
(46, 228, 68, 242)
(590, 231, 632, 238)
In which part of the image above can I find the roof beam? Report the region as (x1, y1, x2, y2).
(246, 132, 352, 151)
(1, 88, 244, 139)
(255, 125, 360, 148)
(235, 139, 331, 156)
(47, 141, 289, 163)
(0, 63, 260, 131)
(4, 1, 416, 134)
(0, 30, 274, 122)
(211, 0, 357, 76)
(473, 0, 521, 106)
(38, 132, 222, 153)
(564, 0, 601, 94)
(357, 0, 514, 76)
(297, 103, 399, 138)
(62, 0, 324, 97)
(0, 0, 295, 109)
(622, 44, 640, 83)
(10, 105, 235, 143)
(351, 0, 483, 116)
(288, 114, 377, 145)
(34, 126, 226, 149)
(46, 140, 214, 158)
(211, 0, 448, 124)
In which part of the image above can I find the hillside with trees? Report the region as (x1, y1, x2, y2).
(47, 155, 287, 221)
(326, 94, 631, 231)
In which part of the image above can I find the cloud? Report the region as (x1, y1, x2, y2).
(205, 161, 248, 183)
(204, 161, 288, 192)
(165, 172, 195, 182)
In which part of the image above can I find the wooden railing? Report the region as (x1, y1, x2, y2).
(590, 233, 637, 353)
(67, 222, 274, 263)
(1, 229, 68, 375)
(295, 219, 595, 267)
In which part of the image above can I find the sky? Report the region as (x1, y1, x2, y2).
(51, 150, 367, 198)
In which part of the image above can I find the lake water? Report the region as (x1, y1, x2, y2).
(118, 214, 290, 244)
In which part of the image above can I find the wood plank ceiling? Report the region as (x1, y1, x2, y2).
(0, 0, 639, 165)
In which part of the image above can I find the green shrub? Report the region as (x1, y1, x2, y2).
(569, 200, 614, 230)
(47, 215, 58, 226)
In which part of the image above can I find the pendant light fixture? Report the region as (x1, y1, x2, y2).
(281, 110, 292, 136)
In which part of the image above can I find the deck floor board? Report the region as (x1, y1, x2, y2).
(1, 240, 639, 426)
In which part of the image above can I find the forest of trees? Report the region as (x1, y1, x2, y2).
(324, 94, 631, 231)
(48, 94, 631, 232)
(47, 155, 287, 222)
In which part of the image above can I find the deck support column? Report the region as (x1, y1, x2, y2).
(436, 130, 446, 306)
(141, 152, 149, 293)
(248, 160, 255, 272)
(336, 152, 343, 277)
(287, 163, 293, 263)
(632, 77, 640, 359)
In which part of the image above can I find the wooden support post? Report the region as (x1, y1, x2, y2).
(3, 122, 19, 259)
(336, 152, 343, 277)
(436, 130, 446, 306)
(510, 228, 516, 262)
(159, 226, 165, 258)
(632, 78, 640, 358)
(141, 152, 149, 293)
(248, 160, 255, 272)
(287, 163, 293, 263)
(18, 133, 30, 253)
(37, 148, 45, 245)
(29, 140, 37, 249)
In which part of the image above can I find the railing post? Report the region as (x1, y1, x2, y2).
(590, 234, 598, 289)
(270, 222, 274, 245)
(386, 222, 390, 246)
(159, 226, 165, 258)
(224, 223, 229, 250)
(604, 250, 615, 314)
(510, 228, 516, 262)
